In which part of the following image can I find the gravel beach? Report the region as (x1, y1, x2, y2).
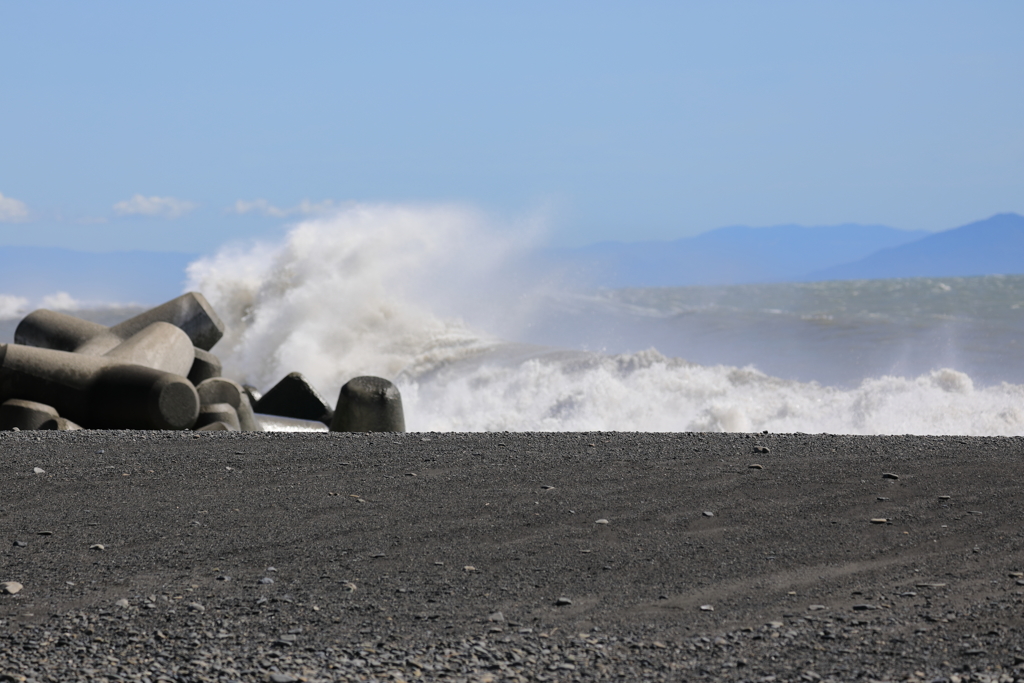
(2, 430, 1024, 682)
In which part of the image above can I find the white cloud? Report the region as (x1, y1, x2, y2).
(230, 198, 339, 218)
(40, 291, 82, 310)
(232, 198, 289, 218)
(0, 192, 30, 222)
(113, 194, 196, 219)
(0, 294, 29, 320)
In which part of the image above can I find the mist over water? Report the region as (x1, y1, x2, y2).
(184, 205, 1024, 435)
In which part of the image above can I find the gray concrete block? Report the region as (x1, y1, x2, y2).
(15, 292, 225, 355)
(242, 384, 262, 405)
(254, 413, 330, 432)
(196, 377, 262, 431)
(0, 398, 59, 431)
(196, 420, 236, 432)
(102, 322, 195, 377)
(39, 416, 83, 430)
(330, 376, 405, 433)
(14, 310, 112, 353)
(108, 292, 225, 351)
(255, 372, 333, 424)
(0, 343, 199, 430)
(188, 348, 222, 385)
(195, 402, 241, 431)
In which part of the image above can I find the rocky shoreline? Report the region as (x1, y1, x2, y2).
(3, 430, 1024, 681)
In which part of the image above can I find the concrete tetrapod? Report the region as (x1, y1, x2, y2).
(196, 420, 236, 432)
(195, 377, 262, 431)
(39, 417, 83, 430)
(188, 348, 222, 385)
(0, 398, 59, 431)
(0, 344, 199, 430)
(330, 376, 405, 433)
(101, 322, 195, 376)
(195, 403, 241, 431)
(15, 292, 225, 355)
(255, 372, 334, 425)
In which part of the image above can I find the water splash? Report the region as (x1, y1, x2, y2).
(185, 204, 1024, 435)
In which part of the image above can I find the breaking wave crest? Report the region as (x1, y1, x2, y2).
(186, 204, 1024, 435)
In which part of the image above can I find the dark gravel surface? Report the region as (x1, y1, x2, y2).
(2, 430, 1024, 682)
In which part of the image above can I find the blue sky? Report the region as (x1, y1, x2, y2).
(1, 1, 1021, 253)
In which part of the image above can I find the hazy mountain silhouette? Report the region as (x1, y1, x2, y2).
(1, 214, 1020, 308)
(546, 223, 929, 287)
(804, 213, 1024, 281)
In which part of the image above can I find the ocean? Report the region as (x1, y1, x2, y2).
(181, 206, 1024, 436)
(4, 205, 1023, 435)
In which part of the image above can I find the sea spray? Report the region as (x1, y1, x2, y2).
(185, 203, 533, 397)
(186, 204, 1024, 435)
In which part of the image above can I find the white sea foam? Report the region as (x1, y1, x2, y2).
(186, 204, 1024, 436)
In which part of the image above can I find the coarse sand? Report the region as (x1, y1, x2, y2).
(2, 431, 1024, 681)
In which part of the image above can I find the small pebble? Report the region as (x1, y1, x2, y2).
(938, 495, 951, 500)
(187, 602, 205, 612)
(488, 611, 505, 622)
(876, 497, 889, 501)
(807, 604, 826, 611)
(700, 604, 714, 611)
(89, 544, 105, 551)
(33, 467, 45, 474)
(555, 597, 573, 606)
(540, 485, 555, 490)
(753, 446, 770, 454)
(259, 577, 275, 585)
(115, 598, 130, 608)
(852, 604, 879, 611)
(37, 531, 52, 536)
(702, 511, 714, 518)
(1, 581, 23, 595)
(268, 674, 299, 683)
(463, 565, 477, 572)
(594, 519, 609, 525)
(216, 575, 231, 581)
(12, 540, 26, 548)
(748, 464, 763, 469)
(870, 518, 887, 524)
(881, 473, 899, 480)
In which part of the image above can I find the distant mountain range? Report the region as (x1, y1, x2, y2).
(0, 214, 1021, 309)
(544, 212, 1024, 288)
(805, 213, 1024, 281)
